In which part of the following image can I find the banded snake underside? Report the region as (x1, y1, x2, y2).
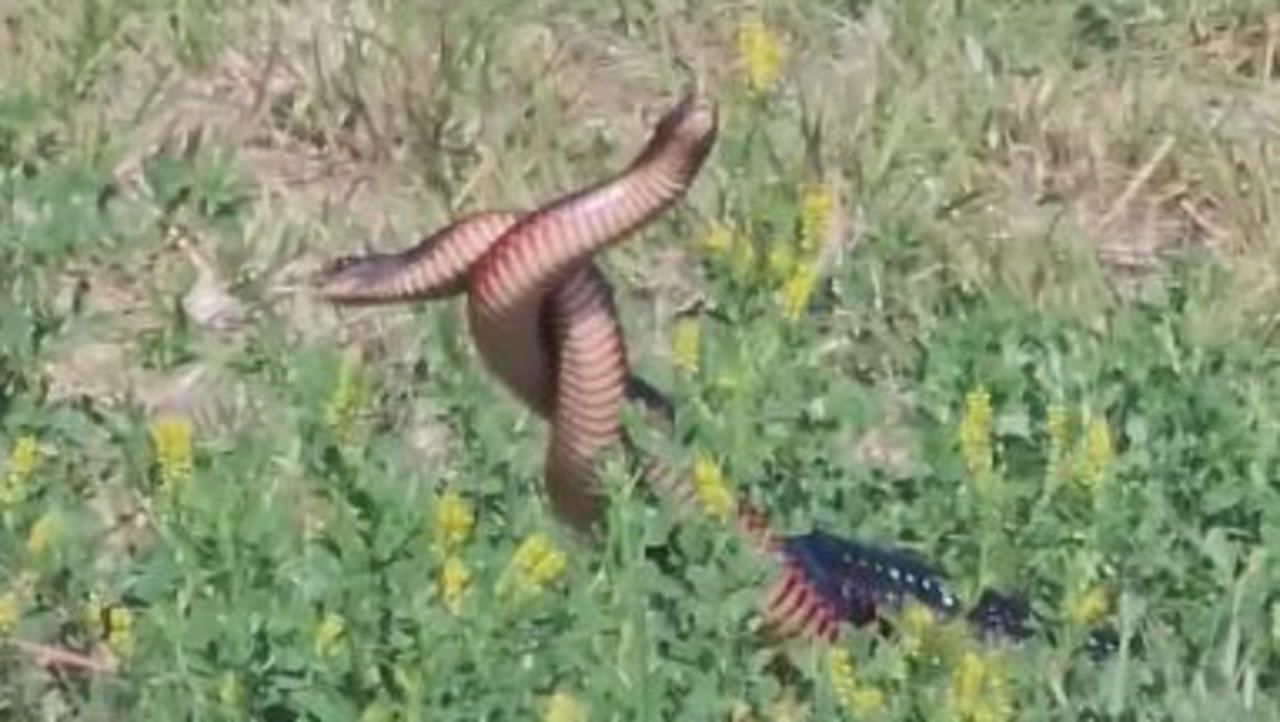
(315, 89, 1119, 656)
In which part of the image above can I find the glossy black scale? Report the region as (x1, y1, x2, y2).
(966, 588, 1036, 641)
(781, 529, 962, 625)
(781, 531, 1124, 659)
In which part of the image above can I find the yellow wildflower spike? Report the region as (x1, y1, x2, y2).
(432, 490, 475, 554)
(0, 587, 22, 637)
(105, 606, 136, 659)
(359, 697, 398, 722)
(671, 316, 701, 375)
(958, 386, 994, 490)
(691, 453, 735, 519)
(83, 590, 105, 633)
(700, 222, 735, 256)
(946, 649, 1014, 722)
(827, 646, 858, 702)
(778, 262, 818, 322)
(543, 690, 589, 722)
(799, 182, 835, 255)
(2, 435, 39, 507)
(324, 349, 365, 439)
(1064, 584, 1110, 627)
(1044, 402, 1071, 489)
(898, 600, 937, 658)
(26, 509, 59, 557)
(736, 12, 783, 92)
(217, 671, 243, 710)
(439, 555, 471, 614)
(313, 611, 346, 657)
(849, 684, 887, 718)
(500, 532, 567, 600)
(827, 647, 887, 717)
(766, 245, 796, 279)
(1074, 411, 1114, 492)
(768, 688, 808, 722)
(730, 236, 759, 278)
(149, 416, 193, 499)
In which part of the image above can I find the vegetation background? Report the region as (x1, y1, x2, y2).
(2, 0, 1279, 719)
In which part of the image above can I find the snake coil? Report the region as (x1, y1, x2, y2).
(316, 90, 1119, 655)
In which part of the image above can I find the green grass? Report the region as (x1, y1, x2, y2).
(3, 0, 1280, 719)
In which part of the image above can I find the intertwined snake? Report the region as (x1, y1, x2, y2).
(315, 89, 1118, 653)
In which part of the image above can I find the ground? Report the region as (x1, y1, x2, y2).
(1, 1, 1280, 720)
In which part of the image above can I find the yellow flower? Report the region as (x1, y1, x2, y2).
(325, 349, 365, 443)
(799, 182, 835, 255)
(84, 591, 145, 664)
(217, 671, 243, 710)
(899, 601, 938, 658)
(0, 573, 37, 639)
(949, 651, 987, 711)
(440, 555, 471, 614)
(26, 509, 59, 557)
(736, 12, 783, 92)
(768, 689, 808, 722)
(700, 222, 735, 256)
(359, 696, 397, 722)
(729, 700, 756, 722)
(932, 618, 978, 662)
(150, 415, 193, 498)
(2, 435, 39, 507)
(714, 372, 742, 392)
(848, 685, 887, 717)
(83, 590, 105, 632)
(778, 262, 818, 321)
(958, 386, 994, 488)
(671, 317, 701, 374)
(766, 245, 796, 279)
(300, 494, 331, 542)
(499, 533, 566, 600)
(1074, 412, 1114, 492)
(946, 649, 1014, 722)
(1064, 585, 1110, 627)
(543, 690, 589, 722)
(827, 647, 858, 703)
(691, 453, 735, 519)
(432, 490, 475, 554)
(106, 606, 136, 659)
(828, 647, 886, 717)
(0, 588, 22, 637)
(731, 236, 759, 278)
(701, 221, 759, 280)
(5, 435, 38, 480)
(1044, 402, 1071, 489)
(313, 611, 346, 657)
(2, 435, 40, 506)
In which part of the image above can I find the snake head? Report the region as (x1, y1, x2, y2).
(966, 588, 1123, 660)
(634, 89, 719, 177)
(317, 253, 366, 278)
(313, 253, 403, 302)
(780, 530, 962, 627)
(966, 588, 1036, 641)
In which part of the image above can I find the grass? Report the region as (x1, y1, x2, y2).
(2, 0, 1280, 719)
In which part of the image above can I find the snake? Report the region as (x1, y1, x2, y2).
(314, 89, 1121, 655)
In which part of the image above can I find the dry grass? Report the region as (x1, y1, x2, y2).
(14, 0, 1278, 474)
(5, 3, 1280, 717)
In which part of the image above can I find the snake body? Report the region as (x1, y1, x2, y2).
(316, 91, 1119, 654)
(319, 211, 628, 536)
(465, 92, 718, 537)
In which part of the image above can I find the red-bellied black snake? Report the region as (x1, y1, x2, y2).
(314, 90, 1122, 653)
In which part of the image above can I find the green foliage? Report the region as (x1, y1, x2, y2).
(2, 0, 1280, 720)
